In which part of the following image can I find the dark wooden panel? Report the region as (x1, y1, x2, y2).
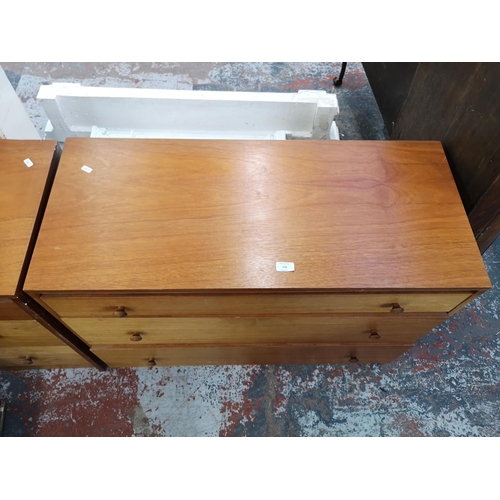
(362, 62, 418, 135)
(393, 63, 481, 142)
(469, 174, 500, 238)
(442, 63, 500, 206)
(476, 210, 500, 254)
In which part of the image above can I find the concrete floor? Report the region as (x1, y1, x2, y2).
(0, 62, 498, 436)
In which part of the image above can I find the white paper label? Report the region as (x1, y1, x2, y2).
(276, 262, 295, 272)
(81, 165, 93, 173)
(24, 158, 33, 167)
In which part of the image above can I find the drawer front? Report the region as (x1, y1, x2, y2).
(93, 344, 412, 367)
(43, 292, 472, 318)
(0, 346, 92, 369)
(64, 315, 444, 347)
(0, 299, 32, 320)
(0, 320, 65, 347)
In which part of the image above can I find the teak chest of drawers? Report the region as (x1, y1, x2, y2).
(24, 139, 491, 367)
(0, 140, 103, 370)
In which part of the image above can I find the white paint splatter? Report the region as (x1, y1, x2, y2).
(135, 365, 260, 437)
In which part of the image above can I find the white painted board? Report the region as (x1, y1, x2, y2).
(37, 83, 339, 142)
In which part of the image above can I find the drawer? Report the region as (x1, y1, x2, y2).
(0, 346, 92, 369)
(93, 344, 413, 367)
(42, 292, 472, 318)
(64, 315, 444, 347)
(0, 299, 32, 320)
(0, 320, 65, 347)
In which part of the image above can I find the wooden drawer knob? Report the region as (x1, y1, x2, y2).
(130, 332, 143, 342)
(369, 330, 381, 340)
(349, 356, 359, 363)
(391, 303, 404, 314)
(113, 306, 128, 318)
(147, 358, 156, 367)
(23, 356, 33, 365)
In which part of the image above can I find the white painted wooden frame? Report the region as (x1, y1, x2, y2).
(37, 83, 339, 142)
(0, 66, 41, 140)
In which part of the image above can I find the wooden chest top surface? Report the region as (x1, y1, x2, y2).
(0, 140, 56, 297)
(25, 139, 490, 293)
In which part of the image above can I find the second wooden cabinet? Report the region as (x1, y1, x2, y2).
(0, 140, 96, 369)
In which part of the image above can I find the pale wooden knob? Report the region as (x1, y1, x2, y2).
(113, 306, 127, 318)
(349, 356, 359, 363)
(391, 303, 404, 314)
(23, 356, 33, 365)
(147, 358, 156, 367)
(130, 332, 143, 342)
(369, 330, 381, 340)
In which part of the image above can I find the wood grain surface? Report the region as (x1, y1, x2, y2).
(92, 344, 412, 367)
(25, 139, 491, 293)
(0, 298, 32, 320)
(0, 320, 66, 347)
(42, 292, 471, 317)
(64, 315, 443, 346)
(0, 140, 56, 297)
(0, 346, 92, 369)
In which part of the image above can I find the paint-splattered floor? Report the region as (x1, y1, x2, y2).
(0, 62, 498, 437)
